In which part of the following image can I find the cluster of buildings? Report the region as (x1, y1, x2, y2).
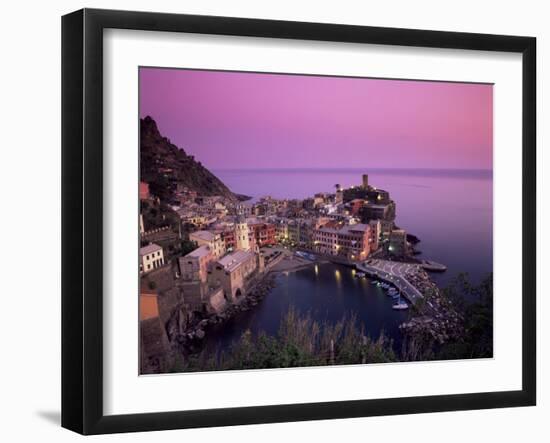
(138, 172, 412, 372)
(139, 172, 409, 304)
(139, 173, 407, 295)
(140, 216, 267, 316)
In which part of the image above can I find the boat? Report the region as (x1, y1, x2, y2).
(392, 297, 409, 310)
(295, 251, 316, 261)
(370, 280, 379, 285)
(356, 272, 366, 278)
(420, 260, 447, 272)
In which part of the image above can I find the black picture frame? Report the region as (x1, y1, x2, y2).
(62, 8, 536, 435)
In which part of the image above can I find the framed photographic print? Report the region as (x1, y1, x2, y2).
(61, 8, 536, 435)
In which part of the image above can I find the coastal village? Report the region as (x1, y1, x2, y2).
(139, 117, 460, 374)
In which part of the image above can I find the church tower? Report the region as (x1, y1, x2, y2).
(235, 217, 250, 251)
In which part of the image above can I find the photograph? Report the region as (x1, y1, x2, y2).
(138, 67, 494, 374)
(0, 0, 543, 439)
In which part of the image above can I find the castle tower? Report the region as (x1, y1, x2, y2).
(335, 184, 343, 204)
(362, 174, 369, 189)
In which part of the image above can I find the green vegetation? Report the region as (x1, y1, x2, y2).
(171, 273, 493, 372)
(180, 239, 198, 256)
(140, 199, 180, 232)
(438, 272, 493, 359)
(400, 272, 493, 362)
(176, 310, 396, 372)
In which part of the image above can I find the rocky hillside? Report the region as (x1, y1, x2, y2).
(140, 116, 244, 202)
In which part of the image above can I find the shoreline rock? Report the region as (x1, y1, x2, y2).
(176, 273, 278, 355)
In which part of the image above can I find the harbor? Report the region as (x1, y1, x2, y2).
(356, 259, 425, 307)
(199, 262, 411, 355)
(355, 258, 447, 314)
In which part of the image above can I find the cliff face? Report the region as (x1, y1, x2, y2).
(140, 116, 239, 202)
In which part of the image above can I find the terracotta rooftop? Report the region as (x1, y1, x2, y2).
(140, 293, 159, 321)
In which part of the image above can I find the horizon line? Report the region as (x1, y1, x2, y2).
(211, 167, 493, 172)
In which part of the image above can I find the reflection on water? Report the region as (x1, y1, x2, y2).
(203, 263, 410, 354)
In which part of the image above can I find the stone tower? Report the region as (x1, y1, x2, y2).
(235, 217, 250, 251)
(335, 184, 343, 204)
(362, 174, 369, 188)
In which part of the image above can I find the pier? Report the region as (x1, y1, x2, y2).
(355, 259, 425, 307)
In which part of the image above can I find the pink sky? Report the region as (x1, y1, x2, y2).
(139, 68, 493, 170)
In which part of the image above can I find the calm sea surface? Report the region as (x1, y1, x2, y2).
(204, 168, 493, 353)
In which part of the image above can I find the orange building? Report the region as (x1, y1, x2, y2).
(140, 291, 160, 321)
(139, 181, 150, 200)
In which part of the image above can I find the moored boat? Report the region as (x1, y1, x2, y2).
(296, 251, 316, 261)
(392, 302, 409, 310)
(392, 296, 409, 310)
